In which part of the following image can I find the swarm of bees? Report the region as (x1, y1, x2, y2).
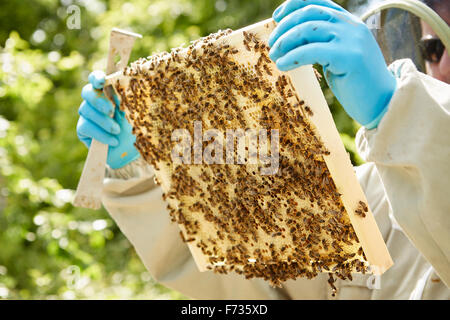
(113, 23, 370, 294)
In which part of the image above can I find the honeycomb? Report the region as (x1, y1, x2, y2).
(111, 20, 373, 293)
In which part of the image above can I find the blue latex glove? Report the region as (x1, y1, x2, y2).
(76, 71, 140, 169)
(268, 0, 397, 129)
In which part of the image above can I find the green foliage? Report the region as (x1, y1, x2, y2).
(0, 0, 361, 299)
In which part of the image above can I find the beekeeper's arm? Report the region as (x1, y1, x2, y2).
(355, 59, 450, 287)
(270, 0, 450, 286)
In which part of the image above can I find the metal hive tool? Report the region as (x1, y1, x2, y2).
(105, 19, 393, 290)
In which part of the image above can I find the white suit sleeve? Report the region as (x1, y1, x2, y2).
(101, 158, 285, 299)
(355, 59, 450, 287)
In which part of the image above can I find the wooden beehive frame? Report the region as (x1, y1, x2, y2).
(106, 19, 393, 284)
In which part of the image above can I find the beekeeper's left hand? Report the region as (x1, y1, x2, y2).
(77, 71, 140, 169)
(268, 0, 397, 129)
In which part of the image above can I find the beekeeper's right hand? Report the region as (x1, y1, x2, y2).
(268, 0, 397, 130)
(76, 71, 140, 169)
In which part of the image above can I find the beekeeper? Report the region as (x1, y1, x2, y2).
(76, 0, 449, 299)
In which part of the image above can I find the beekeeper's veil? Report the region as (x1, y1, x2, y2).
(353, 0, 450, 73)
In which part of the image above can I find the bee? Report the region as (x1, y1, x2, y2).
(263, 64, 273, 76)
(322, 239, 329, 251)
(304, 106, 314, 117)
(359, 200, 369, 212)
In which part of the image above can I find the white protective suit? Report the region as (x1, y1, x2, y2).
(101, 59, 450, 300)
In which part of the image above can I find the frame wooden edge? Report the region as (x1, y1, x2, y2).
(287, 65, 394, 275)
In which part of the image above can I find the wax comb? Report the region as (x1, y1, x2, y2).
(106, 19, 393, 290)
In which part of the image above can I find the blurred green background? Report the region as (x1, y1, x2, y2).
(0, 0, 362, 299)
